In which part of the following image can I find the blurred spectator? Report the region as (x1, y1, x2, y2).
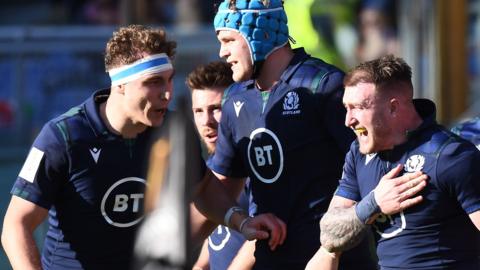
(0, 100, 14, 128)
(285, 0, 357, 69)
(82, 0, 119, 25)
(356, 0, 400, 62)
(451, 117, 480, 149)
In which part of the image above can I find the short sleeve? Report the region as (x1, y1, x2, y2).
(207, 101, 247, 178)
(315, 70, 356, 154)
(335, 143, 362, 202)
(437, 141, 480, 214)
(11, 121, 68, 209)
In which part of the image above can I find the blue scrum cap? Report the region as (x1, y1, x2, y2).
(214, 0, 289, 64)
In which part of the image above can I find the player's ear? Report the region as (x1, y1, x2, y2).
(111, 84, 125, 95)
(389, 98, 399, 117)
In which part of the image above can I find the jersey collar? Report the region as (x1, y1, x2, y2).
(405, 99, 437, 139)
(84, 88, 113, 138)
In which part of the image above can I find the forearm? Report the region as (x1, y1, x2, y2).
(193, 170, 248, 233)
(190, 202, 217, 248)
(320, 206, 368, 252)
(305, 246, 340, 270)
(2, 225, 42, 270)
(192, 240, 210, 270)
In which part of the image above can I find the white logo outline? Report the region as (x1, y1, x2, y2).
(405, 155, 425, 172)
(89, 147, 101, 163)
(373, 211, 407, 238)
(247, 128, 284, 184)
(282, 91, 301, 115)
(208, 225, 231, 251)
(233, 100, 245, 117)
(100, 177, 146, 228)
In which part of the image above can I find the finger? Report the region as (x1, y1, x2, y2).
(398, 174, 428, 193)
(267, 219, 284, 250)
(395, 171, 425, 187)
(383, 164, 404, 180)
(262, 215, 286, 250)
(400, 179, 427, 200)
(247, 229, 269, 241)
(399, 195, 423, 210)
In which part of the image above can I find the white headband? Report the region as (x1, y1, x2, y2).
(108, 53, 173, 86)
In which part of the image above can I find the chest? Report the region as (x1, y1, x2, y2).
(60, 138, 149, 223)
(228, 87, 327, 148)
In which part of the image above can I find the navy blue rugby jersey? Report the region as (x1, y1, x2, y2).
(208, 48, 359, 267)
(12, 89, 205, 270)
(337, 99, 480, 270)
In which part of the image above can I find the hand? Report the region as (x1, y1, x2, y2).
(240, 213, 286, 251)
(374, 164, 428, 215)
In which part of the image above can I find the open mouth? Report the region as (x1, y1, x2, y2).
(354, 127, 367, 137)
(203, 132, 218, 142)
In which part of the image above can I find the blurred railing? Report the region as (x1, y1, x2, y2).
(0, 25, 219, 159)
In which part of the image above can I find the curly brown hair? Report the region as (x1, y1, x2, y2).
(186, 61, 233, 91)
(104, 25, 176, 71)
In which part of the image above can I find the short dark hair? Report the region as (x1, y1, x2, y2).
(344, 54, 413, 96)
(186, 61, 233, 91)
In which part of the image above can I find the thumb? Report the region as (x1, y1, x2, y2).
(243, 228, 269, 241)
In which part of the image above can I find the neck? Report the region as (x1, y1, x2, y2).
(101, 91, 146, 139)
(255, 46, 294, 91)
(393, 105, 424, 146)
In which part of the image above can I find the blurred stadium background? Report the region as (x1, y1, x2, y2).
(0, 0, 479, 268)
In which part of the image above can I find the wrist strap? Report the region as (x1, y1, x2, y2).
(224, 206, 246, 228)
(239, 216, 251, 233)
(355, 191, 380, 224)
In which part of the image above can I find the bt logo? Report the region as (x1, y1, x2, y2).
(247, 128, 284, 184)
(101, 177, 146, 228)
(254, 145, 273, 166)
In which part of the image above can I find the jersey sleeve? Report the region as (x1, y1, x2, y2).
(315, 70, 356, 154)
(11, 121, 68, 209)
(207, 98, 247, 178)
(437, 141, 480, 214)
(335, 143, 362, 202)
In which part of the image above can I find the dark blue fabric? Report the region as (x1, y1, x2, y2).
(337, 99, 480, 269)
(12, 89, 206, 270)
(208, 48, 374, 269)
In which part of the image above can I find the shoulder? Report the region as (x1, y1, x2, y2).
(425, 126, 480, 174)
(51, 104, 95, 145)
(295, 57, 345, 94)
(222, 81, 251, 104)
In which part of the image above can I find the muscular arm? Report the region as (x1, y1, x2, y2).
(321, 165, 428, 252)
(192, 240, 210, 270)
(320, 196, 366, 253)
(190, 172, 245, 249)
(192, 169, 246, 245)
(1, 196, 48, 270)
